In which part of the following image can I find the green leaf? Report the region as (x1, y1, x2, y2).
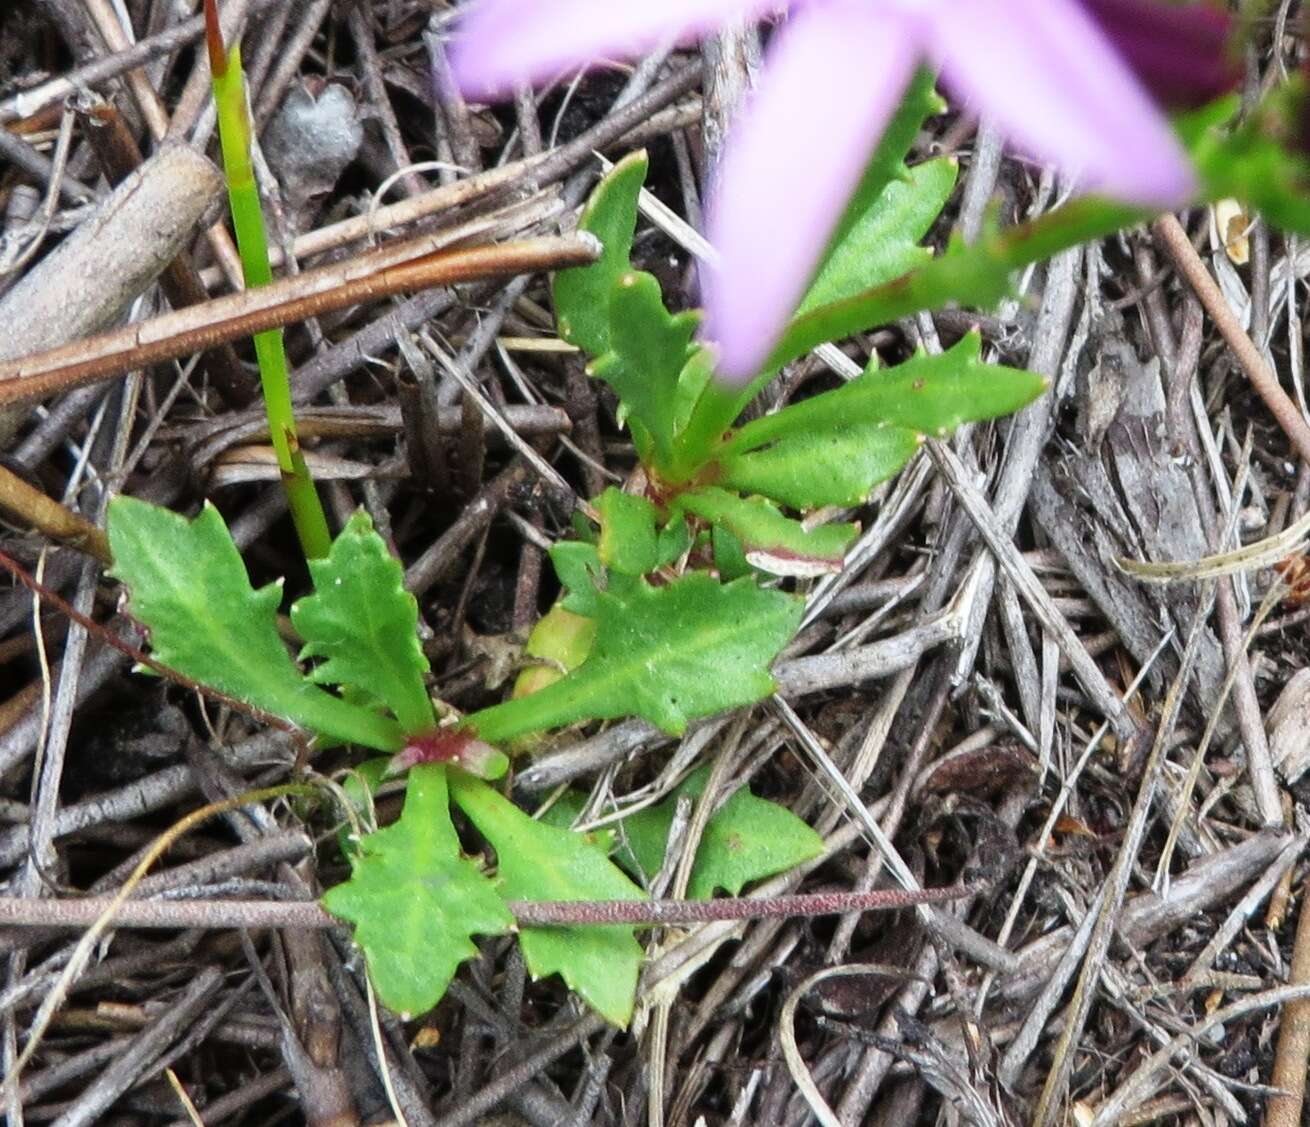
(512, 603, 597, 699)
(655, 516, 693, 569)
(813, 68, 945, 281)
(766, 89, 1310, 373)
(468, 572, 802, 742)
(536, 790, 616, 856)
(769, 192, 1148, 373)
(336, 755, 392, 857)
(617, 767, 824, 898)
(553, 149, 648, 357)
(450, 773, 646, 1027)
(670, 375, 758, 488)
(671, 346, 717, 440)
(718, 424, 921, 509)
(1191, 87, 1310, 236)
(730, 335, 1046, 456)
(590, 271, 699, 467)
(797, 156, 957, 317)
(767, 222, 1023, 374)
(291, 510, 433, 735)
(549, 541, 606, 617)
(673, 487, 858, 577)
(596, 488, 659, 577)
(711, 525, 752, 581)
(665, 73, 946, 484)
(107, 496, 403, 751)
(322, 765, 514, 1017)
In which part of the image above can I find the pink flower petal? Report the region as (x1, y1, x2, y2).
(704, 1, 921, 382)
(451, 0, 781, 100)
(929, 0, 1194, 207)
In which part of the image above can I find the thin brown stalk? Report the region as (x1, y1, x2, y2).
(0, 882, 984, 931)
(0, 234, 599, 410)
(1268, 878, 1310, 1126)
(1153, 213, 1310, 466)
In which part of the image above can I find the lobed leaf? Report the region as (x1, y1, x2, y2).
(718, 424, 921, 510)
(450, 773, 646, 1026)
(615, 766, 824, 899)
(589, 271, 699, 467)
(291, 510, 433, 735)
(668, 72, 946, 478)
(796, 156, 957, 318)
(106, 496, 403, 751)
(812, 68, 945, 284)
(549, 541, 606, 617)
(729, 335, 1046, 458)
(673, 487, 858, 577)
(467, 572, 802, 742)
(553, 149, 648, 358)
(321, 764, 514, 1017)
(767, 222, 1044, 375)
(596, 488, 659, 577)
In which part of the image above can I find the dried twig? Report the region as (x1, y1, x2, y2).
(0, 235, 599, 409)
(1268, 877, 1310, 1127)
(1153, 212, 1310, 465)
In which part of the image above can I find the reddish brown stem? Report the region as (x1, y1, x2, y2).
(203, 0, 227, 77)
(0, 883, 984, 932)
(1153, 213, 1310, 466)
(0, 235, 600, 410)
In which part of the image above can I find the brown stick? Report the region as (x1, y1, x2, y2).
(1268, 878, 1310, 1126)
(79, 99, 255, 407)
(0, 466, 111, 563)
(0, 883, 982, 931)
(0, 234, 599, 409)
(1153, 213, 1310, 466)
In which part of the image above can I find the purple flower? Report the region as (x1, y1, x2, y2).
(452, 1, 1230, 382)
(1083, 0, 1238, 110)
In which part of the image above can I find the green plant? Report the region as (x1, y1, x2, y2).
(103, 72, 1056, 1024)
(134, 45, 1310, 1025)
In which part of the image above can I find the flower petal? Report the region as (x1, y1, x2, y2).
(451, 0, 780, 100)
(929, 0, 1194, 206)
(1080, 0, 1238, 109)
(704, 2, 921, 382)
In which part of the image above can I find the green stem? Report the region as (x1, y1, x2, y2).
(209, 13, 330, 560)
(664, 377, 753, 484)
(768, 194, 1144, 374)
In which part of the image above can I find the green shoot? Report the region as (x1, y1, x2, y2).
(205, 0, 331, 560)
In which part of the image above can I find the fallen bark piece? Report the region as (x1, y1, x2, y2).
(0, 142, 223, 445)
(1268, 668, 1310, 784)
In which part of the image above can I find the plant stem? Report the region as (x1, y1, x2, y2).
(207, 0, 330, 559)
(665, 375, 751, 484)
(0, 882, 983, 931)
